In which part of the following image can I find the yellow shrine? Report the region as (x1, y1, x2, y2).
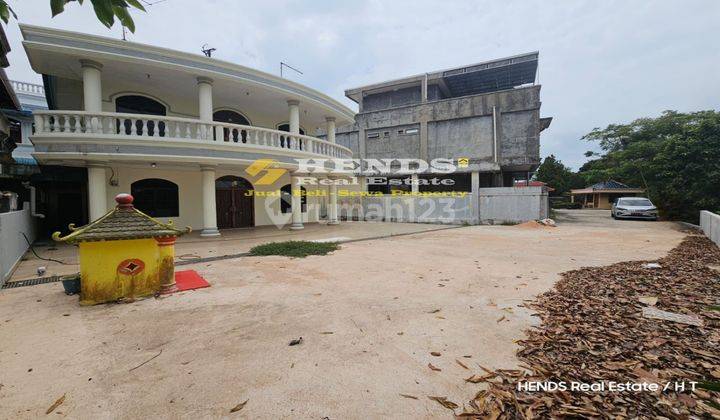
(53, 193, 190, 305)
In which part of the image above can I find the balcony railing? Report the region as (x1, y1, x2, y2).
(32, 110, 352, 159)
(11, 80, 45, 96)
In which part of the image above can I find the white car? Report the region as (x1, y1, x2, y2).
(611, 197, 658, 220)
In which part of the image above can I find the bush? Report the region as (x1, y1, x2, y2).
(249, 241, 339, 258)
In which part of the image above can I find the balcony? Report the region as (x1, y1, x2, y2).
(32, 110, 352, 162)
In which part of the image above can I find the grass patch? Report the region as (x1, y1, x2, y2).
(249, 241, 339, 258)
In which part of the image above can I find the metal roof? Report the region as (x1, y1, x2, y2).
(345, 52, 539, 103)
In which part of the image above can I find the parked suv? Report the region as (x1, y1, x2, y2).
(611, 197, 658, 220)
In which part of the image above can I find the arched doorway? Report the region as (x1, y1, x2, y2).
(213, 110, 250, 142)
(280, 184, 307, 214)
(215, 176, 254, 229)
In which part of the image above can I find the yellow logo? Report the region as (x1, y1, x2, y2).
(245, 159, 286, 185)
(457, 157, 469, 168)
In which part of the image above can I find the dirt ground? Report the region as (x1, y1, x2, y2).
(0, 212, 687, 418)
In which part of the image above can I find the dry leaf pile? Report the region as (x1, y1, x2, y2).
(463, 234, 720, 418)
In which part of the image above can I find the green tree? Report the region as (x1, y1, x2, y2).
(0, 0, 145, 33)
(579, 110, 720, 222)
(535, 154, 584, 196)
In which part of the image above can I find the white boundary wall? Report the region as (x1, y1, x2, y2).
(337, 187, 548, 225)
(700, 210, 720, 248)
(0, 206, 36, 285)
(477, 187, 549, 224)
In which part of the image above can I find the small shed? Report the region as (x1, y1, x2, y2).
(570, 180, 644, 209)
(53, 193, 190, 305)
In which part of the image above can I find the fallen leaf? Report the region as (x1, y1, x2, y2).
(230, 400, 248, 413)
(430, 352, 441, 357)
(399, 393, 418, 400)
(428, 396, 458, 410)
(428, 363, 441, 371)
(455, 359, 469, 370)
(46, 394, 65, 415)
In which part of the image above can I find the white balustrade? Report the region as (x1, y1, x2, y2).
(32, 110, 352, 159)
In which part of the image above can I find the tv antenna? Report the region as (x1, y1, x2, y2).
(201, 44, 216, 58)
(280, 62, 303, 78)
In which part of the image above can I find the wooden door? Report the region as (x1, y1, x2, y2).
(216, 176, 254, 229)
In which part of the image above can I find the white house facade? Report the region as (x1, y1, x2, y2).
(21, 25, 355, 236)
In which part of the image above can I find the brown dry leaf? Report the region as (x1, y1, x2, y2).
(430, 351, 441, 357)
(399, 393, 418, 400)
(458, 235, 720, 419)
(427, 309, 441, 313)
(230, 400, 248, 413)
(496, 316, 506, 323)
(319, 331, 334, 335)
(428, 363, 441, 372)
(455, 359, 469, 370)
(428, 396, 459, 410)
(46, 394, 65, 415)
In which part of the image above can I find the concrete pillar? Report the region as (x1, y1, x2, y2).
(411, 173, 420, 194)
(80, 59, 103, 112)
(87, 164, 107, 220)
(471, 171, 480, 224)
(290, 173, 304, 230)
(328, 180, 339, 225)
(287, 100, 300, 134)
(421, 74, 428, 103)
(197, 77, 214, 121)
(325, 117, 336, 143)
(200, 166, 220, 237)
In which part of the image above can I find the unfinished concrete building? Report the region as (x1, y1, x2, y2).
(332, 52, 552, 193)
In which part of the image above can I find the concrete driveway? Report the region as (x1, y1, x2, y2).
(0, 216, 687, 418)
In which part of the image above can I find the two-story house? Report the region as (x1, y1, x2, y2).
(21, 25, 355, 236)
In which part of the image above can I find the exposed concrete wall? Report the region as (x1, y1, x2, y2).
(428, 115, 494, 161)
(700, 210, 720, 248)
(0, 206, 36, 285)
(477, 187, 549, 224)
(365, 124, 421, 159)
(335, 86, 542, 173)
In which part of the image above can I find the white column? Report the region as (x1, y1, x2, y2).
(80, 59, 103, 112)
(328, 179, 339, 225)
(197, 77, 214, 121)
(290, 173, 304, 230)
(325, 116, 336, 143)
(287, 100, 300, 134)
(87, 164, 107, 221)
(410, 173, 419, 194)
(200, 166, 220, 237)
(471, 171, 480, 224)
(198, 77, 215, 140)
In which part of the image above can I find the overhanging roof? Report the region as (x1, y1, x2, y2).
(345, 52, 539, 103)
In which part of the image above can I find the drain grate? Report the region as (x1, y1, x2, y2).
(2, 275, 64, 289)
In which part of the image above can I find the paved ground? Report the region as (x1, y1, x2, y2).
(7, 222, 454, 282)
(0, 212, 687, 418)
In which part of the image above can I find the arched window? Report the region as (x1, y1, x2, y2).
(131, 178, 179, 217)
(280, 184, 307, 214)
(277, 123, 305, 150)
(115, 95, 167, 136)
(277, 123, 305, 135)
(213, 110, 250, 143)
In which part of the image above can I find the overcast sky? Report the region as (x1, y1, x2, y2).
(4, 0, 719, 169)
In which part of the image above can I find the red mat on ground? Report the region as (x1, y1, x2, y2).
(174, 270, 211, 291)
